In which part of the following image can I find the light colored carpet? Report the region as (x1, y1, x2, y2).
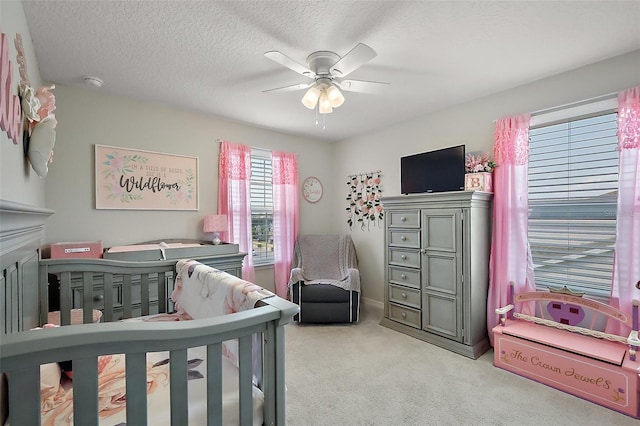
(285, 303, 638, 426)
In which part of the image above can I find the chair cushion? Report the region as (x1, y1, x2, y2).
(299, 283, 353, 303)
(291, 282, 360, 323)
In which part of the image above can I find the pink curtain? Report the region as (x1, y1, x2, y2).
(272, 151, 299, 298)
(608, 86, 640, 335)
(487, 114, 536, 345)
(218, 141, 255, 282)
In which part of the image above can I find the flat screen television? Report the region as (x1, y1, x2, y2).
(401, 145, 465, 194)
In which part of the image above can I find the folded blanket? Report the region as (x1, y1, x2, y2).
(288, 234, 360, 292)
(173, 259, 274, 318)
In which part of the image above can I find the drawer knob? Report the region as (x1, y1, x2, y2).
(401, 254, 406, 260)
(401, 274, 406, 279)
(401, 312, 407, 318)
(400, 216, 406, 222)
(400, 236, 407, 241)
(401, 292, 407, 298)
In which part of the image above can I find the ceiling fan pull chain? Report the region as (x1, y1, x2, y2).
(315, 104, 319, 126)
(322, 113, 326, 131)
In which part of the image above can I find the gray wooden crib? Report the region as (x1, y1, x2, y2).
(1, 256, 298, 425)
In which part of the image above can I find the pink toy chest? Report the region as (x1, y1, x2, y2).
(493, 321, 639, 418)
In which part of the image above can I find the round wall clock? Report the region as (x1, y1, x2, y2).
(302, 176, 323, 203)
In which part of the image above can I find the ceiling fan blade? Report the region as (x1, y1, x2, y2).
(329, 43, 377, 77)
(335, 79, 389, 94)
(264, 51, 314, 77)
(262, 83, 312, 94)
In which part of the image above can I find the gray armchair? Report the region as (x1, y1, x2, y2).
(288, 234, 360, 323)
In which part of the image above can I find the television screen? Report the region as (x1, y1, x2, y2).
(401, 145, 465, 194)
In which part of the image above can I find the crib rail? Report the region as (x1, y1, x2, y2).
(1, 295, 298, 425)
(40, 257, 181, 325)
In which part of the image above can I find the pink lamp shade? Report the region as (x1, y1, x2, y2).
(203, 215, 228, 245)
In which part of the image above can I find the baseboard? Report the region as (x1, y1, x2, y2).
(361, 297, 384, 311)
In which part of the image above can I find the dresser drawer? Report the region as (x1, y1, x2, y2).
(389, 229, 420, 249)
(389, 267, 420, 289)
(389, 284, 421, 309)
(388, 211, 420, 228)
(388, 303, 421, 329)
(388, 248, 421, 269)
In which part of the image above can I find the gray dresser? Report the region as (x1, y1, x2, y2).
(380, 191, 492, 359)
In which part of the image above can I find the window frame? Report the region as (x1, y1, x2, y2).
(528, 96, 619, 298)
(250, 149, 274, 266)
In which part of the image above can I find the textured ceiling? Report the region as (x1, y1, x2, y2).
(22, 0, 640, 142)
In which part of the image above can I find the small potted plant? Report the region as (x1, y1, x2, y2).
(464, 152, 496, 192)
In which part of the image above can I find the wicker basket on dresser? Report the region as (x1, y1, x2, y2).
(380, 191, 492, 359)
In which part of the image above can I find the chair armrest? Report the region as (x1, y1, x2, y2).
(289, 267, 304, 285)
(347, 268, 360, 279)
(628, 330, 640, 361)
(347, 268, 360, 291)
(495, 304, 514, 315)
(495, 304, 514, 327)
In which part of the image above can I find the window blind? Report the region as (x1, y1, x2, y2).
(528, 112, 618, 295)
(250, 154, 274, 264)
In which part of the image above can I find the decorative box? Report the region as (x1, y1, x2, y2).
(49, 241, 103, 259)
(465, 172, 492, 192)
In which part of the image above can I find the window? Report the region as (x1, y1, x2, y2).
(250, 150, 274, 265)
(528, 111, 618, 296)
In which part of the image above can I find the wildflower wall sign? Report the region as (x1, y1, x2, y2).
(95, 145, 198, 210)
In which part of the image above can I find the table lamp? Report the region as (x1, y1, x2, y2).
(203, 214, 228, 245)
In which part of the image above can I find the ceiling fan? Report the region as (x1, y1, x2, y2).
(263, 43, 389, 114)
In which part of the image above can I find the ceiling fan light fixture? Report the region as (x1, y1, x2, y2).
(326, 84, 345, 108)
(318, 91, 333, 114)
(301, 85, 321, 109)
(264, 43, 387, 120)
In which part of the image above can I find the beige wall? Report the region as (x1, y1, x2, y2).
(0, 0, 45, 206)
(332, 50, 640, 305)
(44, 86, 334, 291)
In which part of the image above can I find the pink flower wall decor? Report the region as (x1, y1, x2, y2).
(346, 171, 384, 230)
(35, 85, 56, 124)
